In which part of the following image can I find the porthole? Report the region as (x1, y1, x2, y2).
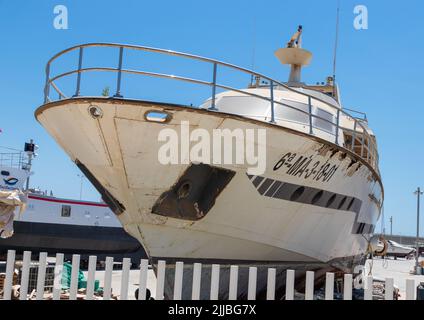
(311, 191, 324, 205)
(144, 110, 172, 123)
(290, 186, 305, 202)
(88, 105, 103, 119)
(326, 194, 337, 208)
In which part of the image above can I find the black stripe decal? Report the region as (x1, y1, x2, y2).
(252, 176, 265, 188)
(246, 174, 374, 235)
(247, 174, 362, 215)
(257, 178, 274, 195)
(265, 181, 283, 197)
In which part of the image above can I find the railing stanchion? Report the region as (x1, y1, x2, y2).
(335, 109, 340, 145)
(366, 133, 371, 162)
(209, 63, 218, 111)
(44, 63, 51, 103)
(114, 46, 124, 98)
(361, 127, 365, 158)
(73, 47, 84, 97)
(351, 120, 357, 152)
(308, 96, 313, 134)
(270, 80, 275, 123)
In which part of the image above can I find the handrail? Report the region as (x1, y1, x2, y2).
(42, 43, 380, 175)
(45, 43, 342, 109)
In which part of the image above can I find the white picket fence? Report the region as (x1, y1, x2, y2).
(0, 250, 418, 300)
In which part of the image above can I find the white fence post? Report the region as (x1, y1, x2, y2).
(364, 275, 373, 300)
(120, 258, 131, 300)
(19, 251, 31, 300)
(384, 278, 394, 300)
(192, 263, 202, 300)
(138, 259, 149, 300)
(69, 254, 80, 300)
(103, 257, 113, 300)
(406, 279, 415, 300)
(210, 264, 220, 300)
(86, 256, 97, 300)
(285, 269, 295, 300)
(53, 253, 64, 300)
(325, 272, 334, 300)
(228, 266, 238, 300)
(155, 260, 166, 300)
(343, 274, 352, 300)
(173, 262, 184, 300)
(248, 267, 257, 300)
(266, 268, 276, 300)
(36, 252, 48, 300)
(3, 250, 16, 300)
(305, 271, 314, 300)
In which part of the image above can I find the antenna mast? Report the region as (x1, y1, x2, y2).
(332, 0, 341, 97)
(250, 17, 260, 87)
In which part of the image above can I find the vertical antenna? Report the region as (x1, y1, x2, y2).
(332, 0, 341, 97)
(250, 17, 256, 86)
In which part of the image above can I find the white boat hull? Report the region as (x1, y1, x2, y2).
(35, 98, 383, 298)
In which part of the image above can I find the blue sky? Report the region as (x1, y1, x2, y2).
(0, 0, 423, 236)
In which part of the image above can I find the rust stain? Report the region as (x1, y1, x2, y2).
(316, 144, 335, 157)
(346, 162, 360, 177)
(338, 152, 347, 161)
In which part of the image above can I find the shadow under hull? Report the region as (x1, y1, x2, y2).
(0, 221, 147, 262)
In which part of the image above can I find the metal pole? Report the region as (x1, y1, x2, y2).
(308, 96, 313, 134)
(78, 174, 84, 200)
(390, 216, 393, 236)
(44, 63, 51, 104)
(114, 46, 124, 98)
(25, 139, 34, 191)
(270, 80, 275, 123)
(351, 121, 357, 152)
(209, 63, 218, 111)
(415, 187, 423, 274)
(360, 131, 365, 158)
(73, 47, 84, 97)
(335, 109, 340, 145)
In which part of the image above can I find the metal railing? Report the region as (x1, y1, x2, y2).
(0, 151, 28, 169)
(42, 43, 380, 174)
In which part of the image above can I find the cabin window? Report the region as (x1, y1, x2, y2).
(277, 100, 309, 124)
(313, 108, 335, 134)
(61, 205, 71, 217)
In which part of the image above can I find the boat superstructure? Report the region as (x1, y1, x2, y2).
(34, 30, 383, 299)
(0, 146, 31, 238)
